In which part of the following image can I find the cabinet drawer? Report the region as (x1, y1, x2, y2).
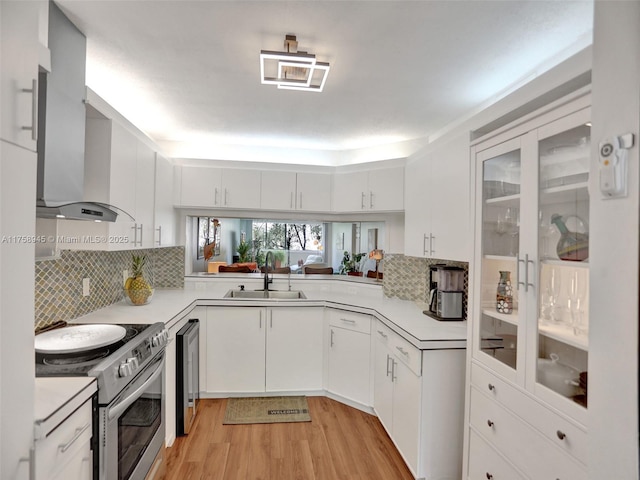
(327, 309, 371, 334)
(468, 429, 525, 480)
(470, 362, 587, 464)
(373, 321, 393, 347)
(470, 388, 587, 479)
(36, 397, 93, 477)
(390, 332, 421, 376)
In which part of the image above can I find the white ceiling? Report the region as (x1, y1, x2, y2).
(56, 0, 594, 166)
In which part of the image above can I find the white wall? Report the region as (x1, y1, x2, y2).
(589, 2, 640, 478)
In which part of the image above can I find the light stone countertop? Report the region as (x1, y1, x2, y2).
(74, 277, 468, 350)
(34, 377, 97, 439)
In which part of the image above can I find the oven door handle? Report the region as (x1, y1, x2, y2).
(107, 355, 165, 422)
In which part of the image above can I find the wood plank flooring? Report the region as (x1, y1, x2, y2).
(164, 397, 415, 480)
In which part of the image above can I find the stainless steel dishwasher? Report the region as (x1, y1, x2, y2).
(176, 319, 200, 436)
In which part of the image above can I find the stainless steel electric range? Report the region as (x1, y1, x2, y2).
(35, 322, 168, 480)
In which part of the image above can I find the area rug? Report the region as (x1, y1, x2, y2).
(223, 396, 311, 425)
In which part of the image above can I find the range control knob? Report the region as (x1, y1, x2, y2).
(118, 361, 133, 378)
(118, 357, 139, 377)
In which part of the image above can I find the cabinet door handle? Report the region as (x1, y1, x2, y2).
(138, 224, 143, 246)
(423, 234, 429, 256)
(526, 255, 535, 291)
(376, 330, 387, 339)
(429, 233, 435, 256)
(516, 254, 525, 290)
(214, 187, 219, 205)
(556, 430, 566, 440)
(369, 191, 373, 209)
(21, 79, 37, 141)
(330, 329, 334, 347)
(486, 473, 493, 480)
(487, 383, 495, 391)
(156, 226, 162, 246)
(361, 192, 366, 209)
(340, 318, 356, 324)
(59, 423, 91, 453)
(224, 188, 228, 206)
(487, 419, 494, 428)
(386, 354, 392, 377)
(391, 359, 397, 382)
(18, 447, 35, 480)
(259, 310, 262, 329)
(131, 224, 138, 245)
(395, 346, 409, 356)
(269, 310, 273, 329)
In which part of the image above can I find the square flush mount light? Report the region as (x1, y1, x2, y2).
(260, 34, 330, 92)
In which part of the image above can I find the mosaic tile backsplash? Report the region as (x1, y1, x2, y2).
(35, 246, 184, 331)
(383, 254, 469, 316)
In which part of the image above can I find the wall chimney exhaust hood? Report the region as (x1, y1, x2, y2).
(36, 2, 121, 223)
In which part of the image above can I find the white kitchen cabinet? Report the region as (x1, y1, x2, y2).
(261, 171, 331, 212)
(265, 307, 324, 392)
(374, 321, 466, 479)
(373, 323, 421, 474)
(0, 1, 41, 151)
(205, 307, 266, 393)
(57, 116, 158, 250)
(332, 166, 404, 212)
(405, 131, 470, 261)
(465, 91, 590, 477)
(326, 309, 371, 407)
(176, 166, 261, 209)
(35, 397, 93, 480)
(204, 306, 323, 394)
(1, 140, 38, 479)
(153, 153, 176, 247)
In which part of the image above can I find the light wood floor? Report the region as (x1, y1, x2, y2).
(164, 396, 415, 480)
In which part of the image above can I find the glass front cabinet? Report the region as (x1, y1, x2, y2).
(466, 91, 590, 479)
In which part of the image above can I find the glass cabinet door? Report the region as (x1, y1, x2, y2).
(535, 109, 590, 411)
(475, 138, 522, 379)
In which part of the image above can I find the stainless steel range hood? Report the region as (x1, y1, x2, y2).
(36, 1, 119, 222)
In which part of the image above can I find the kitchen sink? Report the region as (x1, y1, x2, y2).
(224, 289, 306, 299)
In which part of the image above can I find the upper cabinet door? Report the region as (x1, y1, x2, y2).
(260, 171, 297, 210)
(221, 168, 261, 209)
(404, 154, 431, 257)
(368, 167, 404, 211)
(154, 154, 175, 247)
(178, 166, 222, 207)
(333, 171, 368, 212)
(0, 1, 40, 150)
(296, 172, 331, 211)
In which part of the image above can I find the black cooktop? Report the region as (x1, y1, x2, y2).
(35, 323, 152, 377)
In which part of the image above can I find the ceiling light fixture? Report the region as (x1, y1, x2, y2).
(260, 34, 330, 92)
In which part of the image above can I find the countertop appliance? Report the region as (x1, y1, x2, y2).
(36, 322, 168, 480)
(176, 319, 199, 436)
(427, 265, 465, 320)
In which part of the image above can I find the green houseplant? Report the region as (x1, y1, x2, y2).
(237, 240, 251, 263)
(339, 251, 365, 275)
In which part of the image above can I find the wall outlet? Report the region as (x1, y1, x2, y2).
(82, 278, 90, 297)
(123, 270, 129, 285)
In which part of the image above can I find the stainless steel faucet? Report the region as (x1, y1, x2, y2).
(264, 251, 274, 292)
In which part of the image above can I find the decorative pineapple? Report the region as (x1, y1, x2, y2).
(124, 254, 153, 305)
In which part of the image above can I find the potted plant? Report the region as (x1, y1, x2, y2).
(237, 240, 251, 263)
(339, 251, 365, 276)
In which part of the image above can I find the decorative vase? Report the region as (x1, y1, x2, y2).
(496, 271, 513, 314)
(551, 213, 589, 261)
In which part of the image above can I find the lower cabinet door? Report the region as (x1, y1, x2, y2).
(266, 307, 324, 392)
(327, 326, 371, 405)
(373, 341, 394, 432)
(392, 358, 421, 475)
(206, 307, 266, 393)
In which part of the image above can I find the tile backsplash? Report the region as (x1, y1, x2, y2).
(382, 254, 469, 314)
(35, 246, 184, 331)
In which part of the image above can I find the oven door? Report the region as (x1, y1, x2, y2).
(100, 351, 165, 480)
